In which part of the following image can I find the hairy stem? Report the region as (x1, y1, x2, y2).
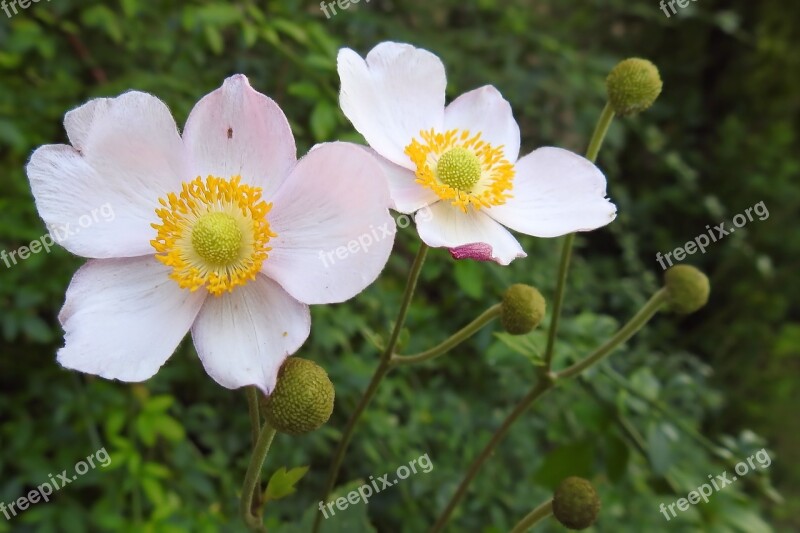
(313, 243, 429, 533)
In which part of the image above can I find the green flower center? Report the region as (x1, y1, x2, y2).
(436, 147, 482, 192)
(191, 212, 243, 266)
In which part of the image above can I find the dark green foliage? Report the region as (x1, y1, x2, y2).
(1, 0, 796, 531)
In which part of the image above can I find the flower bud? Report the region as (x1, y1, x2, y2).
(552, 476, 600, 531)
(606, 58, 663, 116)
(260, 358, 335, 435)
(664, 265, 710, 315)
(501, 284, 546, 335)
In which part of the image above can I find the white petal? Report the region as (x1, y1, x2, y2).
(27, 92, 191, 258)
(444, 86, 520, 162)
(57, 257, 205, 382)
(486, 147, 617, 237)
(416, 201, 526, 266)
(263, 142, 396, 305)
(338, 42, 446, 169)
(64, 98, 110, 151)
(361, 147, 438, 214)
(183, 74, 297, 198)
(191, 275, 310, 394)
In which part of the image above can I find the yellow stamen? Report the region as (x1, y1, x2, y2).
(150, 176, 276, 296)
(405, 128, 515, 212)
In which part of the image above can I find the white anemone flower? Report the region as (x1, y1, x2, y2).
(26, 74, 395, 394)
(338, 42, 618, 265)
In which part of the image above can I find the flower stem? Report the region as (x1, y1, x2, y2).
(556, 289, 667, 379)
(431, 101, 619, 531)
(389, 304, 502, 366)
(313, 242, 429, 533)
(585, 102, 615, 163)
(541, 232, 575, 370)
(509, 499, 554, 533)
(430, 289, 665, 532)
(246, 386, 261, 449)
(240, 423, 277, 532)
(541, 102, 614, 372)
(430, 377, 554, 532)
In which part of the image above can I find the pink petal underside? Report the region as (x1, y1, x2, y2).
(449, 243, 495, 262)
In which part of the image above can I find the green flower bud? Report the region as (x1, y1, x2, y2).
(260, 358, 334, 435)
(606, 58, 663, 116)
(664, 265, 710, 314)
(552, 477, 600, 531)
(501, 284, 546, 335)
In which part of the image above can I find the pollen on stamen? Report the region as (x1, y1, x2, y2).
(405, 128, 515, 212)
(150, 176, 276, 296)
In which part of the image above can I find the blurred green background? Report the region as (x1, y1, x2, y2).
(1, 0, 797, 531)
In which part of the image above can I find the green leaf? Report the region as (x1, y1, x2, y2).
(453, 259, 484, 299)
(647, 422, 679, 475)
(264, 466, 310, 502)
(493, 331, 544, 365)
(275, 481, 376, 532)
(143, 395, 175, 413)
(310, 102, 338, 141)
(605, 433, 630, 482)
(533, 440, 594, 489)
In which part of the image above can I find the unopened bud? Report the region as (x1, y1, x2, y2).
(664, 265, 710, 314)
(260, 358, 335, 435)
(501, 284, 546, 335)
(606, 58, 663, 116)
(552, 476, 600, 530)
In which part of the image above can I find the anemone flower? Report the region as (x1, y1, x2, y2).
(338, 42, 617, 265)
(26, 75, 395, 394)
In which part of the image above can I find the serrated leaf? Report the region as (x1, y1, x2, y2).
(264, 466, 310, 502)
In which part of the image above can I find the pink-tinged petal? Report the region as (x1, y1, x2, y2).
(486, 147, 617, 237)
(338, 42, 446, 169)
(263, 142, 396, 305)
(57, 257, 205, 382)
(416, 201, 527, 265)
(360, 147, 438, 214)
(191, 275, 310, 394)
(183, 74, 297, 197)
(444, 86, 521, 162)
(449, 243, 495, 262)
(27, 92, 191, 258)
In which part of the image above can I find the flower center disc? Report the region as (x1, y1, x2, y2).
(151, 176, 276, 296)
(405, 128, 515, 212)
(191, 212, 243, 266)
(436, 147, 482, 192)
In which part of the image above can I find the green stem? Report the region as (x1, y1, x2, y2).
(430, 378, 555, 533)
(540, 102, 614, 372)
(389, 304, 502, 366)
(247, 386, 261, 449)
(541, 233, 575, 370)
(585, 102, 616, 163)
(556, 289, 667, 379)
(313, 243, 429, 533)
(240, 423, 277, 533)
(430, 289, 666, 532)
(430, 102, 619, 532)
(509, 499, 554, 533)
